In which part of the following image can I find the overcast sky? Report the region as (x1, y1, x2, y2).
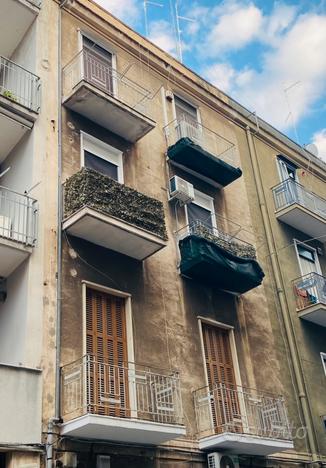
(95, 0, 326, 161)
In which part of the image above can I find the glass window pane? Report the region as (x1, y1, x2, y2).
(187, 203, 213, 228)
(84, 150, 118, 181)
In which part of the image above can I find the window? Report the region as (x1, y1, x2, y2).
(0, 453, 6, 468)
(186, 190, 216, 230)
(83, 36, 114, 95)
(321, 353, 326, 377)
(174, 95, 198, 122)
(174, 96, 201, 143)
(295, 241, 321, 276)
(277, 156, 297, 182)
(81, 132, 123, 183)
(97, 455, 111, 468)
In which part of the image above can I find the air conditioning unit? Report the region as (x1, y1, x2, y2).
(0, 215, 12, 239)
(97, 455, 111, 468)
(207, 453, 239, 468)
(169, 176, 194, 205)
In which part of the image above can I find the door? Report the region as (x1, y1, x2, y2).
(202, 323, 242, 433)
(83, 37, 113, 94)
(295, 243, 323, 307)
(276, 157, 299, 206)
(174, 95, 201, 143)
(86, 287, 129, 417)
(186, 190, 216, 233)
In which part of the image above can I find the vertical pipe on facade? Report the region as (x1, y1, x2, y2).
(245, 126, 319, 462)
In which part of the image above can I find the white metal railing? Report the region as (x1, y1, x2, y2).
(62, 50, 153, 118)
(194, 383, 292, 440)
(293, 272, 326, 311)
(61, 355, 183, 426)
(0, 57, 41, 112)
(164, 115, 237, 166)
(272, 178, 326, 220)
(27, 0, 42, 7)
(176, 213, 257, 260)
(0, 186, 38, 246)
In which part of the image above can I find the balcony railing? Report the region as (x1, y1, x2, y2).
(176, 215, 257, 260)
(0, 56, 41, 112)
(0, 186, 38, 246)
(293, 272, 326, 311)
(62, 50, 153, 118)
(272, 178, 326, 220)
(194, 382, 291, 441)
(164, 115, 237, 167)
(61, 355, 183, 426)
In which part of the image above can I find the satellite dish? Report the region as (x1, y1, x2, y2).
(220, 455, 236, 468)
(304, 143, 319, 157)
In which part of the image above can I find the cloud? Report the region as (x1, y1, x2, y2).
(312, 129, 326, 161)
(148, 20, 176, 56)
(94, 0, 139, 24)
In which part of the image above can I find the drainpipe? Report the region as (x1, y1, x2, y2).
(245, 126, 319, 462)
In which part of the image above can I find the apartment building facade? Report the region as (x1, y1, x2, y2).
(0, 0, 59, 466)
(1, 1, 325, 468)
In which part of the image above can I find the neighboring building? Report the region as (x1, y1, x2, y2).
(1, 1, 325, 468)
(0, 0, 59, 466)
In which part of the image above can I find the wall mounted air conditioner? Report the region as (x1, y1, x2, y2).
(97, 455, 111, 468)
(207, 453, 240, 468)
(169, 176, 194, 205)
(0, 215, 12, 239)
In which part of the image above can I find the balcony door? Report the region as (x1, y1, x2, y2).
(202, 323, 242, 433)
(83, 36, 113, 95)
(186, 190, 216, 233)
(86, 287, 130, 418)
(174, 95, 201, 144)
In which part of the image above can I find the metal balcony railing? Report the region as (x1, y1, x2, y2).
(61, 355, 183, 426)
(0, 57, 41, 112)
(0, 186, 38, 246)
(62, 50, 153, 118)
(27, 0, 42, 7)
(272, 178, 326, 220)
(293, 272, 326, 311)
(194, 383, 292, 440)
(176, 214, 257, 260)
(164, 115, 237, 166)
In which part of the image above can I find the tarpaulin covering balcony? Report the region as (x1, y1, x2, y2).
(167, 137, 242, 188)
(179, 235, 264, 294)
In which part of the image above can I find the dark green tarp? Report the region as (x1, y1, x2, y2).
(167, 137, 242, 187)
(179, 235, 264, 294)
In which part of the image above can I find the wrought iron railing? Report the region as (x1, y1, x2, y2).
(0, 56, 41, 112)
(62, 49, 153, 119)
(176, 214, 257, 260)
(194, 382, 291, 440)
(61, 355, 183, 426)
(164, 115, 237, 166)
(293, 272, 326, 311)
(272, 179, 326, 220)
(0, 186, 38, 246)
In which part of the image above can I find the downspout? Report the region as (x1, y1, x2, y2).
(245, 126, 319, 462)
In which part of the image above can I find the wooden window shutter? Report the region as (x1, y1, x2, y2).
(86, 287, 129, 417)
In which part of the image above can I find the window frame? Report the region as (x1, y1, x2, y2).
(294, 239, 322, 277)
(172, 93, 201, 125)
(321, 352, 326, 377)
(80, 131, 124, 183)
(185, 189, 216, 229)
(276, 155, 298, 183)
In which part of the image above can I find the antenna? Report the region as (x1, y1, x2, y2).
(174, 0, 195, 62)
(144, 0, 164, 38)
(283, 81, 301, 144)
(0, 167, 10, 179)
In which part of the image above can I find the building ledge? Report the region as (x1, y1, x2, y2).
(0, 238, 32, 277)
(275, 203, 326, 238)
(298, 303, 326, 327)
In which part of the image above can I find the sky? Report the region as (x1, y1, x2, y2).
(95, 0, 326, 161)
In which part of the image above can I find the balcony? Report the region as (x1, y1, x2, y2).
(293, 273, 326, 327)
(0, 186, 38, 278)
(272, 179, 326, 238)
(60, 355, 185, 444)
(194, 383, 293, 455)
(62, 50, 155, 142)
(164, 116, 242, 188)
(0, 57, 41, 161)
(177, 218, 264, 294)
(0, 0, 41, 58)
(63, 168, 167, 260)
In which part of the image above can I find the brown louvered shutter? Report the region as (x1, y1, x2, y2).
(86, 287, 129, 417)
(202, 324, 241, 433)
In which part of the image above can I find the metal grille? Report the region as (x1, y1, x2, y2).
(293, 272, 326, 310)
(62, 49, 153, 118)
(272, 178, 326, 219)
(164, 115, 237, 167)
(61, 355, 184, 425)
(0, 186, 38, 246)
(194, 383, 292, 441)
(0, 56, 41, 112)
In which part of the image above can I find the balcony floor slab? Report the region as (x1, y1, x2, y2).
(0, 106, 35, 162)
(275, 204, 326, 238)
(198, 432, 294, 455)
(298, 303, 326, 327)
(63, 82, 155, 143)
(60, 414, 186, 445)
(63, 207, 167, 260)
(0, 238, 32, 277)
